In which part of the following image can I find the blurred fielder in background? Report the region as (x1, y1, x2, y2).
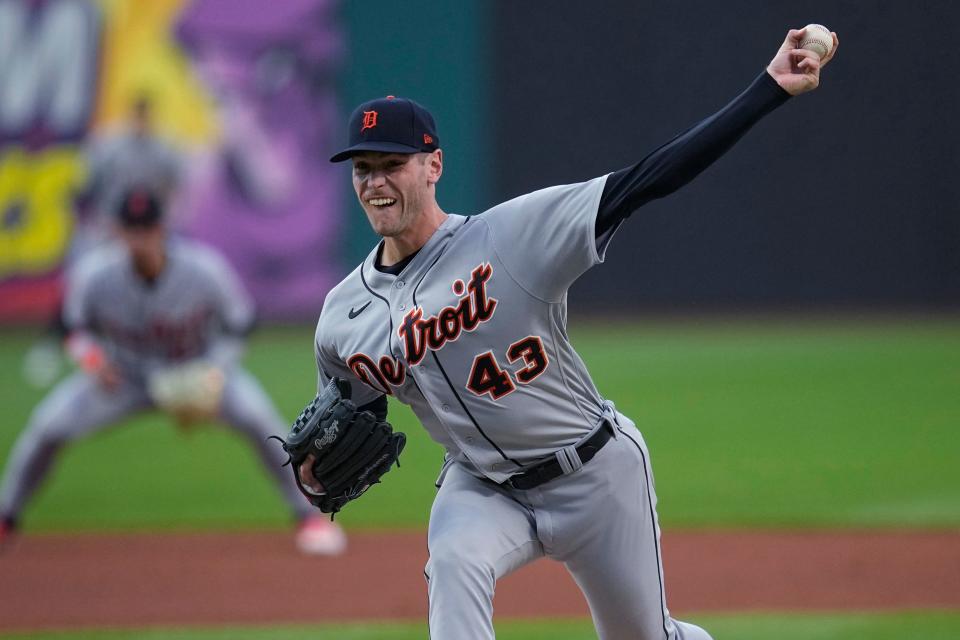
(1, 189, 344, 555)
(82, 94, 182, 253)
(21, 94, 184, 388)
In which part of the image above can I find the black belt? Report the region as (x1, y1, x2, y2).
(505, 421, 614, 491)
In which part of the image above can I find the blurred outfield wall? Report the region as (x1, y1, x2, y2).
(1, 1, 956, 323)
(0, 0, 349, 322)
(0, 0, 350, 321)
(493, 1, 960, 312)
(0, 0, 488, 323)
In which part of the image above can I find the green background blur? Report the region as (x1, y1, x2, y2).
(3, 318, 957, 533)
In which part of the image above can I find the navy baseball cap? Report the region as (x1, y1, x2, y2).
(329, 95, 440, 163)
(116, 189, 163, 228)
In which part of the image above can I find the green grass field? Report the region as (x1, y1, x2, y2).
(1, 318, 958, 532)
(2, 318, 958, 638)
(3, 611, 960, 640)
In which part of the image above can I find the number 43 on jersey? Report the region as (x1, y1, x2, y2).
(466, 336, 548, 400)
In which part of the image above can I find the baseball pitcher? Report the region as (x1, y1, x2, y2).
(293, 27, 838, 639)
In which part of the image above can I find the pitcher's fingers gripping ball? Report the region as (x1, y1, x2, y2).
(272, 377, 406, 516)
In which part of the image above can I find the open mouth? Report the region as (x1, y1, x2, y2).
(367, 197, 397, 208)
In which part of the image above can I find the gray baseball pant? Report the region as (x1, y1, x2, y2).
(0, 369, 311, 521)
(425, 421, 712, 640)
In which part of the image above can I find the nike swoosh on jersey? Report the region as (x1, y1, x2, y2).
(348, 301, 372, 319)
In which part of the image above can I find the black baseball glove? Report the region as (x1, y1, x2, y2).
(273, 377, 405, 516)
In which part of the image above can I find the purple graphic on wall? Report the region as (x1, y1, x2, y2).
(175, 0, 344, 319)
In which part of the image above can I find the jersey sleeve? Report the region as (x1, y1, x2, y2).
(483, 175, 609, 302)
(313, 317, 385, 408)
(595, 70, 791, 236)
(192, 246, 255, 370)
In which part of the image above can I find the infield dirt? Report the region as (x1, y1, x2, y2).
(1, 529, 958, 632)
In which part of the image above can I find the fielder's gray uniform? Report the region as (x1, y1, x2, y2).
(315, 179, 711, 639)
(0, 239, 312, 523)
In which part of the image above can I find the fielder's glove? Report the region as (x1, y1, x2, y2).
(147, 360, 225, 421)
(273, 377, 405, 516)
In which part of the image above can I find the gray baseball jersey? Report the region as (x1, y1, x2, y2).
(0, 239, 312, 524)
(316, 177, 613, 480)
(315, 178, 711, 639)
(64, 239, 253, 378)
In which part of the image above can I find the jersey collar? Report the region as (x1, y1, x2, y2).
(361, 214, 468, 292)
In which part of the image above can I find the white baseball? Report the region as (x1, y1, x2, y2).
(798, 24, 833, 59)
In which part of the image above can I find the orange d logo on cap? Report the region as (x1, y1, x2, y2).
(361, 110, 378, 132)
(330, 96, 439, 162)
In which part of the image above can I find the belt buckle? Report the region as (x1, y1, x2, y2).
(507, 474, 528, 491)
(508, 458, 551, 491)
